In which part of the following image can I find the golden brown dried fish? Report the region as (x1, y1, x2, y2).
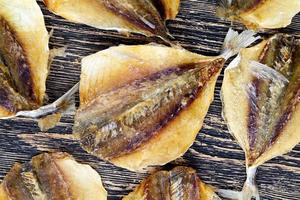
(218, 0, 300, 29)
(219, 34, 300, 200)
(72, 29, 259, 171)
(0, 0, 78, 130)
(0, 0, 49, 117)
(0, 152, 107, 200)
(123, 167, 221, 200)
(43, 0, 180, 40)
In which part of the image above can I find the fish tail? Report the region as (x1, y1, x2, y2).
(221, 28, 260, 60)
(217, 166, 260, 200)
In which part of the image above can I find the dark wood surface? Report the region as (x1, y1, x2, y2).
(0, 0, 299, 199)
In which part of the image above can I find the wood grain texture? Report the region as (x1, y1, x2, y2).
(0, 0, 299, 199)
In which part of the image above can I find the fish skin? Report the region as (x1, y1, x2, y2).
(0, 0, 50, 116)
(123, 167, 219, 200)
(0, 152, 107, 200)
(102, 0, 168, 37)
(31, 153, 72, 200)
(1, 164, 35, 200)
(74, 59, 223, 161)
(222, 34, 300, 167)
(0, 63, 35, 115)
(0, 18, 34, 102)
(43, 0, 172, 39)
(257, 35, 300, 156)
(227, 0, 264, 13)
(218, 0, 300, 29)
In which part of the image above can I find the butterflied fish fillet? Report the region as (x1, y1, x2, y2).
(0, 152, 107, 200)
(219, 34, 300, 200)
(0, 0, 49, 117)
(43, 0, 179, 40)
(218, 0, 300, 29)
(123, 167, 221, 200)
(73, 29, 259, 171)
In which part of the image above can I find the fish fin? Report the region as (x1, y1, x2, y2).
(221, 28, 260, 60)
(14, 83, 79, 130)
(249, 61, 289, 84)
(217, 167, 260, 200)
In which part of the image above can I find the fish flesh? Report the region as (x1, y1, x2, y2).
(0, 0, 49, 117)
(150, 0, 181, 20)
(123, 166, 221, 200)
(0, 0, 78, 130)
(220, 34, 300, 199)
(218, 0, 300, 29)
(43, 0, 180, 40)
(73, 29, 259, 171)
(0, 152, 107, 200)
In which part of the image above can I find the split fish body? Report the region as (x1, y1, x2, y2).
(73, 29, 259, 171)
(75, 61, 222, 160)
(222, 34, 300, 167)
(43, 0, 181, 39)
(74, 44, 226, 171)
(218, 0, 300, 29)
(0, 0, 49, 117)
(123, 167, 221, 200)
(0, 152, 107, 200)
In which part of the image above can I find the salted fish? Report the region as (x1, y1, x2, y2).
(0, 0, 81, 131)
(0, 152, 107, 200)
(0, 0, 49, 117)
(43, 0, 181, 40)
(73, 29, 259, 171)
(220, 34, 300, 200)
(123, 167, 221, 200)
(218, 0, 300, 29)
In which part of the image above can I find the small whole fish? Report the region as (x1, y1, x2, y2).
(219, 34, 300, 200)
(73, 29, 259, 171)
(218, 0, 300, 29)
(0, 152, 107, 200)
(43, 0, 181, 41)
(0, 0, 49, 117)
(123, 166, 221, 200)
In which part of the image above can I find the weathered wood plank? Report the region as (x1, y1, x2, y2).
(0, 0, 299, 199)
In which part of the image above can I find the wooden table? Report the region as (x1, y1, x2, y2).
(0, 0, 299, 199)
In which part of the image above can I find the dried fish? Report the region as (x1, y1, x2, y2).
(218, 0, 300, 29)
(43, 0, 180, 40)
(0, 0, 49, 117)
(73, 29, 259, 171)
(123, 166, 221, 200)
(0, 0, 78, 130)
(0, 152, 107, 200)
(220, 34, 300, 200)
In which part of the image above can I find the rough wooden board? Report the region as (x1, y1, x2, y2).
(0, 0, 299, 199)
